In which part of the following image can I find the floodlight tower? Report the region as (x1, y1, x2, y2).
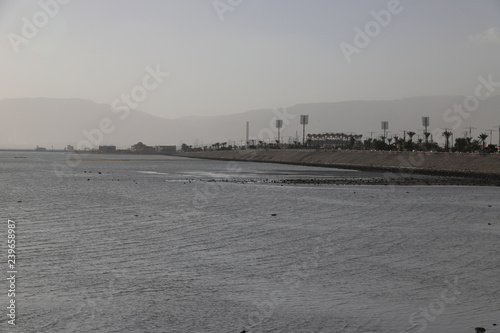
(246, 121, 249, 148)
(464, 126, 476, 139)
(276, 119, 283, 148)
(422, 117, 430, 145)
(300, 115, 309, 147)
(487, 129, 494, 145)
(381, 121, 389, 143)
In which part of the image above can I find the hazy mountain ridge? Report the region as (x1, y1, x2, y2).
(1, 96, 499, 149)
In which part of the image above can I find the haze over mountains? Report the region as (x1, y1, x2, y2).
(1, 96, 499, 149)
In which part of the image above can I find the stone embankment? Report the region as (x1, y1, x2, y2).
(180, 150, 500, 179)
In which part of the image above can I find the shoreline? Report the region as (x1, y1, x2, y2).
(179, 150, 500, 186)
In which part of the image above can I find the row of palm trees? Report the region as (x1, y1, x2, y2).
(181, 130, 497, 153)
(442, 131, 490, 152)
(372, 130, 495, 153)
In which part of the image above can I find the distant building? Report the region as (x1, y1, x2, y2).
(130, 142, 155, 152)
(98, 145, 117, 153)
(307, 133, 363, 148)
(35, 146, 46, 151)
(66, 145, 74, 152)
(156, 145, 177, 154)
(247, 139, 257, 147)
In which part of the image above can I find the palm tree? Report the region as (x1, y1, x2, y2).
(365, 138, 373, 149)
(424, 132, 431, 149)
(478, 133, 488, 151)
(407, 131, 416, 142)
(454, 137, 468, 152)
(391, 135, 398, 150)
(442, 130, 452, 151)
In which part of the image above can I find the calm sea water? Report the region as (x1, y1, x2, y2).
(1, 152, 499, 333)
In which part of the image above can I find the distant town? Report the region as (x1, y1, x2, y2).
(2, 117, 499, 155)
(1, 142, 177, 155)
(181, 117, 500, 154)
(4, 129, 499, 155)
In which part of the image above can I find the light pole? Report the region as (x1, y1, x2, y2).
(300, 115, 308, 148)
(276, 119, 283, 148)
(422, 117, 429, 147)
(381, 121, 388, 143)
(464, 126, 476, 139)
(246, 121, 249, 149)
(486, 129, 494, 146)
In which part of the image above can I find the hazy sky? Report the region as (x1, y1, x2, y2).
(1, 0, 500, 119)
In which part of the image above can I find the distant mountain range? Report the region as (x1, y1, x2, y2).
(1, 96, 499, 149)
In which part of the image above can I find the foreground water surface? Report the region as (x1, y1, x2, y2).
(0, 152, 499, 333)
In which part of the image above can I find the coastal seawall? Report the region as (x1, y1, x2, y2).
(180, 150, 500, 178)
